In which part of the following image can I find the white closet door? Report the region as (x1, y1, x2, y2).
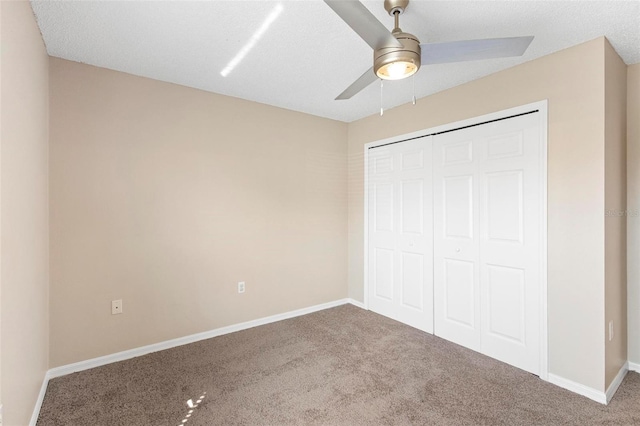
(478, 114, 541, 374)
(367, 138, 433, 333)
(434, 113, 541, 375)
(433, 133, 481, 351)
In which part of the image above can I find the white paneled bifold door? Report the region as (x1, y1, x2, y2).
(367, 138, 434, 333)
(433, 113, 541, 375)
(367, 111, 543, 376)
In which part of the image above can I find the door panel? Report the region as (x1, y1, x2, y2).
(486, 132, 523, 159)
(402, 149, 424, 170)
(374, 153, 393, 174)
(401, 252, 424, 310)
(486, 265, 525, 343)
(444, 259, 475, 328)
(479, 115, 541, 374)
(486, 171, 523, 243)
(374, 183, 394, 232)
(374, 248, 394, 300)
(401, 180, 424, 234)
(443, 141, 473, 165)
(368, 138, 433, 333)
(434, 112, 541, 375)
(434, 133, 481, 350)
(443, 175, 474, 239)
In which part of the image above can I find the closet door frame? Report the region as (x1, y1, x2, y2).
(363, 100, 548, 381)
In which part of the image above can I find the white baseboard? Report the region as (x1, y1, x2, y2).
(547, 361, 629, 406)
(32, 297, 356, 424)
(547, 374, 607, 404)
(629, 361, 640, 372)
(30, 370, 52, 426)
(48, 298, 353, 379)
(347, 298, 366, 309)
(605, 361, 629, 404)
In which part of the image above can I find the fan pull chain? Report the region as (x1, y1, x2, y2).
(380, 79, 384, 116)
(412, 74, 416, 105)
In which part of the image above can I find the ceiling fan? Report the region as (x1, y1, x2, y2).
(325, 0, 534, 100)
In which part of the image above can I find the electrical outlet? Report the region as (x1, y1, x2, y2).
(238, 281, 245, 294)
(609, 320, 614, 341)
(112, 299, 123, 315)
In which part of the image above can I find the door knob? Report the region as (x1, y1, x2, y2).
(456, 248, 461, 252)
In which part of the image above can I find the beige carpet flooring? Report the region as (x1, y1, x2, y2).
(37, 304, 640, 425)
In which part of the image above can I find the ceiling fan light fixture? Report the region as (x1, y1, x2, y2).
(376, 60, 418, 80)
(374, 30, 421, 81)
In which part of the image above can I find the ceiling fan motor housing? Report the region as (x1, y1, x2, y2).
(384, 0, 409, 16)
(374, 31, 421, 80)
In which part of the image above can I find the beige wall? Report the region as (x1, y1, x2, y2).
(348, 38, 610, 391)
(604, 40, 627, 388)
(49, 58, 348, 367)
(1, 1, 50, 425)
(628, 64, 640, 365)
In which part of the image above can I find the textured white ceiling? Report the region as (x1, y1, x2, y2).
(31, 0, 640, 122)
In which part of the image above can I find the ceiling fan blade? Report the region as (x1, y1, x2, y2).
(335, 67, 378, 100)
(324, 0, 402, 50)
(421, 36, 534, 65)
